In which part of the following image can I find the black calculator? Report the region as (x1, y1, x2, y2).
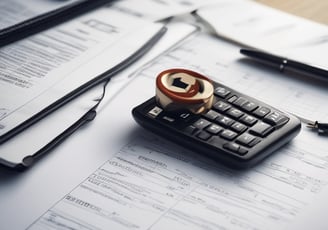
(132, 70, 301, 168)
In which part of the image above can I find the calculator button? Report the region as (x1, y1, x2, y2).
(148, 106, 163, 118)
(240, 115, 257, 126)
(213, 101, 231, 112)
(176, 111, 193, 122)
(223, 142, 239, 152)
(231, 122, 247, 133)
(232, 97, 248, 107)
(226, 108, 244, 119)
(227, 95, 238, 103)
(238, 147, 248, 155)
(193, 118, 211, 129)
(214, 87, 230, 98)
(264, 112, 289, 127)
(206, 124, 223, 134)
(223, 143, 248, 156)
(236, 133, 256, 147)
(215, 115, 234, 127)
(220, 130, 238, 140)
(184, 125, 198, 135)
(161, 116, 175, 123)
(250, 121, 274, 137)
(242, 101, 258, 112)
(203, 110, 220, 120)
(197, 131, 211, 141)
(207, 136, 225, 149)
(248, 138, 261, 147)
(253, 106, 271, 118)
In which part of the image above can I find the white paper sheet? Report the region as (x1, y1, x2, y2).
(0, 21, 197, 168)
(0, 0, 77, 30)
(28, 131, 328, 230)
(112, 0, 218, 21)
(196, 0, 328, 70)
(28, 33, 328, 230)
(0, 83, 106, 168)
(0, 8, 160, 137)
(288, 184, 328, 230)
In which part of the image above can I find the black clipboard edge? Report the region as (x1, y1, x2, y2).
(0, 0, 116, 47)
(0, 26, 167, 169)
(0, 108, 98, 171)
(20, 109, 98, 170)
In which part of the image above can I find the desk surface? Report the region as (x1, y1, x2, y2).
(1, 1, 328, 230)
(258, 0, 328, 24)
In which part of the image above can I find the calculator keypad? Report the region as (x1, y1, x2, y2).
(168, 83, 290, 156)
(133, 81, 301, 168)
(159, 84, 290, 156)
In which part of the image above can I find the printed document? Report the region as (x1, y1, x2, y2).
(0, 7, 161, 137)
(112, 0, 218, 21)
(28, 33, 328, 230)
(0, 22, 197, 168)
(0, 0, 77, 30)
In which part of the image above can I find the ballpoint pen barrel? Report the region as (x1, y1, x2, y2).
(240, 49, 328, 82)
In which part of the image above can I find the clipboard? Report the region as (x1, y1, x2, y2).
(0, 24, 167, 169)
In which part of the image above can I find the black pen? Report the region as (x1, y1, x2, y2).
(240, 48, 328, 135)
(240, 48, 328, 81)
